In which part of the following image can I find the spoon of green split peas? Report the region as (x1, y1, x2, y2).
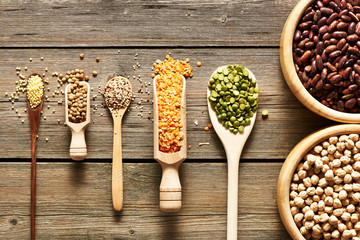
(207, 65, 259, 240)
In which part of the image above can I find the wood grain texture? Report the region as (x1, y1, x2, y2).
(0, 0, 297, 47)
(0, 48, 334, 160)
(0, 162, 290, 239)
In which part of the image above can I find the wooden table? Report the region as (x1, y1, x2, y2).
(0, 0, 336, 239)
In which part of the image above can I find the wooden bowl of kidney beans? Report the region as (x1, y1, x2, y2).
(281, 0, 360, 123)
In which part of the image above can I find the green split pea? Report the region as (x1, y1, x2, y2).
(208, 65, 259, 134)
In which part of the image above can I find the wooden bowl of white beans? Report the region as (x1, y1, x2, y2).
(277, 124, 360, 240)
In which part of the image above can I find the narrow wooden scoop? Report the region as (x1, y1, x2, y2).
(207, 66, 257, 240)
(27, 73, 44, 240)
(153, 75, 187, 213)
(104, 76, 132, 212)
(65, 82, 91, 161)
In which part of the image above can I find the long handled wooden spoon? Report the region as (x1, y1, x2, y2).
(104, 76, 132, 211)
(207, 66, 257, 240)
(153, 75, 187, 212)
(27, 73, 44, 240)
(65, 82, 91, 161)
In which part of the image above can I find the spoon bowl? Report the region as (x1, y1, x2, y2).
(207, 66, 257, 240)
(26, 73, 44, 240)
(104, 76, 132, 212)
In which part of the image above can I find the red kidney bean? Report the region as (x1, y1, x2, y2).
(305, 41, 315, 50)
(317, 41, 325, 54)
(354, 64, 360, 74)
(323, 32, 332, 40)
(341, 14, 352, 22)
(338, 55, 348, 68)
(356, 22, 360, 35)
(326, 91, 337, 100)
(316, 55, 324, 70)
(329, 2, 341, 13)
(349, 12, 359, 22)
(303, 11, 315, 21)
(325, 44, 337, 53)
(343, 67, 352, 79)
(333, 31, 348, 39)
(329, 38, 338, 45)
(347, 34, 359, 42)
(318, 17, 328, 27)
(328, 13, 339, 24)
(299, 21, 313, 30)
(329, 20, 339, 32)
(329, 50, 342, 58)
(321, 7, 334, 16)
(319, 25, 329, 36)
(337, 22, 350, 30)
(336, 38, 347, 49)
(314, 10, 322, 22)
(345, 98, 357, 108)
(348, 22, 356, 34)
(294, 30, 302, 42)
(330, 74, 342, 83)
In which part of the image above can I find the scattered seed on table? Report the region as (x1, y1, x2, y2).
(25, 67, 28, 71)
(80, 53, 84, 59)
(262, 110, 268, 117)
(45, 138, 48, 142)
(21, 120, 24, 123)
(197, 61, 202, 67)
(204, 127, 209, 131)
(29, 58, 32, 62)
(199, 142, 209, 146)
(96, 57, 100, 62)
(40, 57, 44, 61)
(208, 124, 212, 129)
(44, 116, 46, 120)
(92, 71, 97, 77)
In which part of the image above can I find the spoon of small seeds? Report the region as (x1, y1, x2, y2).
(104, 75, 132, 211)
(207, 65, 259, 240)
(26, 73, 44, 240)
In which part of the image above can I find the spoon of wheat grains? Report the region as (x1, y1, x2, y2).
(26, 73, 44, 240)
(207, 66, 258, 240)
(104, 76, 132, 211)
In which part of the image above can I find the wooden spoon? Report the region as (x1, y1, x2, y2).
(104, 76, 132, 211)
(207, 66, 257, 240)
(65, 82, 91, 161)
(27, 73, 44, 240)
(153, 75, 187, 212)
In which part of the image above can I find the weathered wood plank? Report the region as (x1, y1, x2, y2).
(0, 0, 297, 47)
(0, 48, 334, 160)
(0, 162, 290, 239)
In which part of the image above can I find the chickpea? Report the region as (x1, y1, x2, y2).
(325, 170, 334, 181)
(294, 213, 304, 223)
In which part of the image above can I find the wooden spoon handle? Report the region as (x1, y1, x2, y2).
(159, 164, 182, 212)
(69, 129, 87, 161)
(31, 134, 37, 240)
(227, 159, 240, 240)
(112, 117, 123, 211)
